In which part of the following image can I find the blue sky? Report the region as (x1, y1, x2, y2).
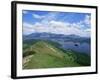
(22, 10, 91, 37)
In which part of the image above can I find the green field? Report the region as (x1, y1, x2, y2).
(23, 40, 90, 69)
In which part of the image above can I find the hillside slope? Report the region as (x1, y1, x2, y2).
(23, 40, 90, 69)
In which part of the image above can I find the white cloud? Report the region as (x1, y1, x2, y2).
(23, 22, 33, 28)
(85, 28, 90, 32)
(32, 12, 59, 22)
(23, 20, 90, 37)
(32, 14, 45, 19)
(23, 13, 91, 37)
(23, 22, 35, 35)
(84, 15, 91, 25)
(23, 11, 28, 14)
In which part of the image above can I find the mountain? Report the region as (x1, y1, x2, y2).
(23, 32, 90, 55)
(23, 40, 90, 69)
(24, 32, 81, 38)
(23, 32, 90, 43)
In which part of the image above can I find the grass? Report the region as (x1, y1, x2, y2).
(23, 40, 90, 69)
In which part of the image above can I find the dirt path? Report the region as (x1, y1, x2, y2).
(23, 55, 33, 67)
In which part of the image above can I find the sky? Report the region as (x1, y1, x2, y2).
(22, 10, 91, 37)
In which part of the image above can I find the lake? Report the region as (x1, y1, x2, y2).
(59, 42, 90, 54)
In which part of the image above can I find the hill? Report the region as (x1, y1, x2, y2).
(23, 40, 90, 69)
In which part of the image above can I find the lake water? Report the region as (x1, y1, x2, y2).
(60, 42, 90, 54)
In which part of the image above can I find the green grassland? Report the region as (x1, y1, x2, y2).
(23, 40, 90, 69)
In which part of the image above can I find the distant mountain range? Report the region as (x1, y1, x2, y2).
(23, 32, 90, 43)
(23, 32, 89, 39)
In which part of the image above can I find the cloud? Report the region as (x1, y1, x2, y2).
(32, 12, 59, 22)
(23, 12, 91, 37)
(84, 15, 91, 25)
(70, 15, 91, 31)
(77, 15, 91, 29)
(23, 22, 33, 28)
(23, 11, 28, 14)
(23, 20, 90, 37)
(32, 14, 45, 19)
(23, 22, 35, 35)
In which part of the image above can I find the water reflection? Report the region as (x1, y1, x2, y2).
(61, 42, 90, 54)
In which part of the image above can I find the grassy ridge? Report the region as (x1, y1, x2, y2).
(23, 40, 90, 69)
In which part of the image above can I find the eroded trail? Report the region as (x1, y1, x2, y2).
(23, 55, 33, 68)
